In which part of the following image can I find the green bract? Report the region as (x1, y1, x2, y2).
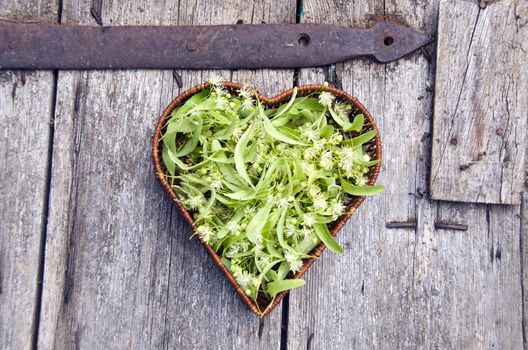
(161, 80, 383, 312)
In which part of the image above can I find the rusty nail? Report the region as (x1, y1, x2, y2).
(173, 71, 183, 88)
(479, 1, 487, 9)
(8, 40, 18, 49)
(90, 0, 103, 22)
(90, 7, 103, 26)
(495, 128, 504, 136)
(386, 221, 417, 229)
(230, 37, 240, 47)
(434, 222, 468, 231)
(450, 138, 457, 145)
(186, 41, 197, 52)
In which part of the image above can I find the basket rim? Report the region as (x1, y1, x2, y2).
(152, 81, 382, 316)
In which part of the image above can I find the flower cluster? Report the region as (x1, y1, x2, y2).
(161, 78, 382, 310)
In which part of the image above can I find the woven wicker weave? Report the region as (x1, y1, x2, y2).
(152, 82, 382, 316)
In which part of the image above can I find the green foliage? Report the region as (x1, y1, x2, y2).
(161, 79, 383, 313)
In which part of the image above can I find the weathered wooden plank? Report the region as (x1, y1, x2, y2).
(38, 1, 295, 349)
(430, 0, 527, 204)
(413, 201, 522, 349)
(0, 2, 57, 350)
(288, 1, 524, 349)
(287, 1, 439, 348)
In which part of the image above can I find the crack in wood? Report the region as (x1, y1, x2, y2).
(30, 69, 59, 350)
(306, 332, 314, 350)
(520, 193, 527, 345)
(431, 7, 481, 190)
(258, 318, 265, 339)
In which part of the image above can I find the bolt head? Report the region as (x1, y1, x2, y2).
(186, 41, 197, 52)
(8, 40, 18, 49)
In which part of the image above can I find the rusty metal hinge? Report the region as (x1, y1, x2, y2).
(0, 20, 431, 70)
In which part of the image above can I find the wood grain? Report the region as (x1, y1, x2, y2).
(430, 0, 527, 204)
(287, 0, 524, 349)
(38, 1, 295, 349)
(0, 2, 57, 349)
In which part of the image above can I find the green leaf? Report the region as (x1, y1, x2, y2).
(277, 261, 291, 280)
(319, 124, 334, 138)
(174, 117, 203, 157)
(273, 87, 297, 118)
(271, 115, 290, 127)
(265, 269, 278, 282)
(276, 209, 296, 254)
(255, 161, 282, 193)
(357, 159, 381, 167)
(161, 144, 176, 176)
(211, 139, 222, 151)
(262, 113, 309, 146)
(265, 240, 283, 259)
(257, 259, 281, 276)
(234, 126, 255, 186)
(314, 224, 344, 254)
(170, 89, 209, 118)
(266, 279, 306, 297)
(328, 105, 351, 130)
(224, 188, 256, 201)
(262, 209, 281, 236)
(219, 164, 245, 187)
(351, 129, 377, 146)
(246, 202, 272, 243)
(164, 146, 210, 171)
(341, 178, 384, 196)
(206, 150, 234, 164)
(345, 113, 365, 132)
(295, 236, 319, 255)
(292, 97, 324, 111)
(215, 194, 238, 205)
(213, 120, 237, 140)
(164, 117, 197, 136)
(300, 109, 316, 122)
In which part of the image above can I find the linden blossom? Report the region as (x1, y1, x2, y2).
(160, 76, 383, 307)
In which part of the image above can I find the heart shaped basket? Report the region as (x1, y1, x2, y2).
(152, 82, 382, 316)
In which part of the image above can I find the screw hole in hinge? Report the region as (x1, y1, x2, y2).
(384, 36, 394, 46)
(298, 33, 310, 47)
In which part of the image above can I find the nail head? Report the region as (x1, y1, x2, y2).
(8, 40, 18, 49)
(186, 41, 197, 52)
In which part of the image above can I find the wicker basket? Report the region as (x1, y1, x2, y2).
(152, 82, 382, 316)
